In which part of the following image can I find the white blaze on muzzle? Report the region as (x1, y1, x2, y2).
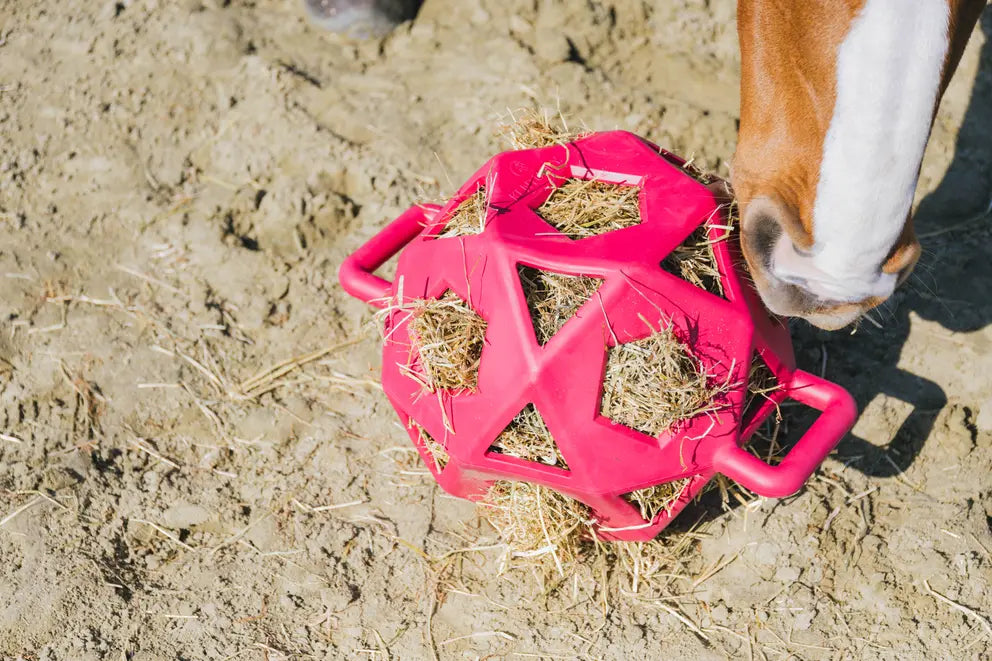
(770, 234, 898, 302)
(810, 0, 949, 294)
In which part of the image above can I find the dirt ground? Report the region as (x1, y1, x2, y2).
(1, 1, 991, 659)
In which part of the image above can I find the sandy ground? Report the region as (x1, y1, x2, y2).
(1, 1, 991, 659)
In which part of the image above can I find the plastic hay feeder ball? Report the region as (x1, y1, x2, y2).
(339, 131, 856, 542)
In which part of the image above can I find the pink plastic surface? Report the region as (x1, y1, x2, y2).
(339, 131, 857, 542)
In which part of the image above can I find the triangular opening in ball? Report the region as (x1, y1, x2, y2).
(743, 353, 781, 426)
(411, 421, 449, 474)
(660, 224, 725, 297)
(740, 354, 785, 466)
(518, 265, 603, 345)
(487, 403, 570, 470)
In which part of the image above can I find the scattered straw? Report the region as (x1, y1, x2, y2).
(498, 107, 588, 150)
(478, 479, 705, 589)
(923, 579, 992, 639)
(601, 322, 732, 438)
(437, 189, 487, 238)
(538, 178, 642, 239)
(518, 266, 602, 345)
(623, 478, 693, 523)
(489, 404, 568, 469)
(0, 496, 44, 528)
(402, 291, 488, 392)
(479, 480, 594, 576)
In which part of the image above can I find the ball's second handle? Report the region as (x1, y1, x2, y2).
(712, 370, 857, 498)
(338, 204, 440, 307)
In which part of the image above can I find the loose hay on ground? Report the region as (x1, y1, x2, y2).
(479, 479, 702, 588)
(479, 480, 594, 576)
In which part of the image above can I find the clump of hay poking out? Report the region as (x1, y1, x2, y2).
(489, 404, 568, 469)
(480, 481, 594, 575)
(538, 178, 642, 239)
(601, 322, 732, 438)
(623, 477, 694, 522)
(390, 110, 777, 579)
(415, 424, 448, 473)
(479, 479, 698, 581)
(498, 107, 589, 150)
(663, 225, 725, 296)
(403, 291, 487, 392)
(437, 188, 487, 238)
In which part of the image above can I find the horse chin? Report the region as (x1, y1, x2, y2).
(800, 305, 866, 331)
(745, 259, 877, 331)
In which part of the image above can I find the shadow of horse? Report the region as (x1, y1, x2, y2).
(789, 12, 992, 479)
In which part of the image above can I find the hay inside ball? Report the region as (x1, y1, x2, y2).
(438, 188, 488, 238)
(518, 266, 602, 345)
(538, 178, 642, 239)
(404, 291, 487, 393)
(414, 423, 449, 473)
(662, 225, 725, 296)
(623, 477, 694, 522)
(489, 404, 569, 469)
(601, 322, 732, 438)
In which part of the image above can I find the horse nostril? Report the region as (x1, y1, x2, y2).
(743, 211, 782, 271)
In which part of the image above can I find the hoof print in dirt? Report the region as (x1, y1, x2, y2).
(303, 0, 421, 37)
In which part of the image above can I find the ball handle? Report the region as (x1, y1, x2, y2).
(713, 370, 857, 498)
(338, 204, 440, 307)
